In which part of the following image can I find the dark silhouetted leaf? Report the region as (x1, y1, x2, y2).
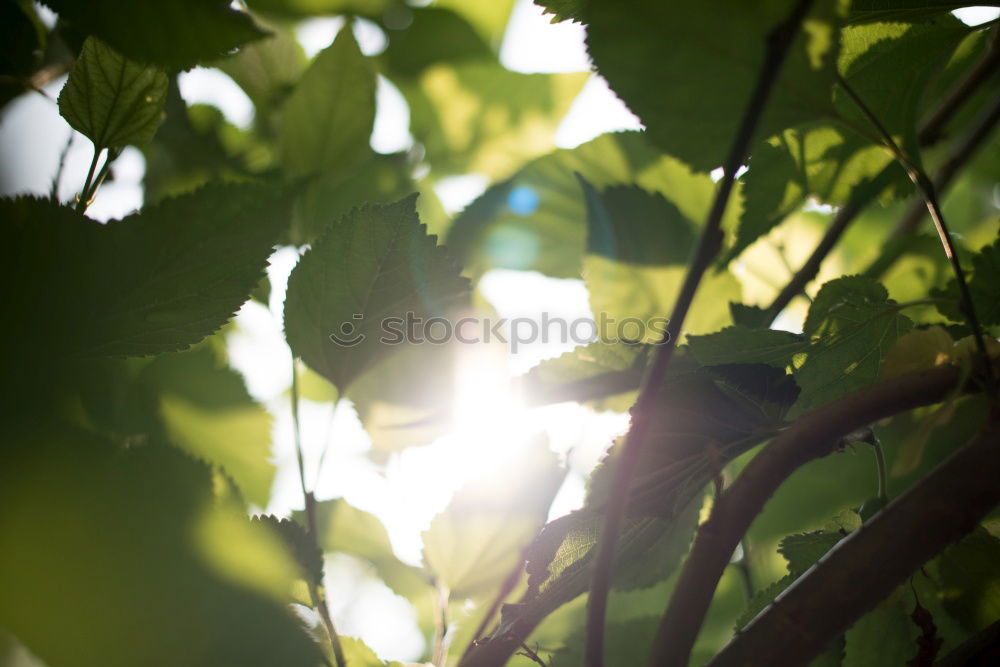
(41, 0, 268, 69)
(1, 186, 288, 365)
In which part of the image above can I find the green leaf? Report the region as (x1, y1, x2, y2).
(581, 179, 697, 266)
(57, 37, 168, 149)
(340, 636, 387, 667)
(290, 151, 417, 245)
(588, 360, 800, 513)
(725, 17, 970, 264)
(280, 25, 375, 178)
(403, 61, 586, 178)
(779, 530, 843, 574)
(141, 347, 277, 507)
(835, 18, 971, 159)
(423, 441, 563, 599)
(346, 339, 458, 453)
(447, 131, 738, 280)
(250, 515, 324, 592)
(934, 237, 1000, 326)
(0, 427, 321, 667)
(794, 276, 914, 411)
(383, 7, 492, 78)
(284, 194, 469, 392)
(310, 498, 428, 599)
(535, 0, 584, 24)
(725, 126, 901, 264)
(40, 0, 268, 69)
(520, 341, 649, 411)
(583, 0, 843, 171)
(687, 326, 809, 368)
(215, 21, 307, 112)
(844, 601, 919, 667)
(1, 186, 288, 363)
(937, 528, 1000, 632)
(580, 177, 742, 339)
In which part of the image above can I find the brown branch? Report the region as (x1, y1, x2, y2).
(646, 361, 991, 667)
(707, 406, 1000, 667)
(583, 3, 817, 665)
(765, 29, 1000, 323)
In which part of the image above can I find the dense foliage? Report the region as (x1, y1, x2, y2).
(1, 1, 999, 666)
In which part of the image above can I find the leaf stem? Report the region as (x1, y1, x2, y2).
(836, 74, 995, 391)
(291, 356, 347, 667)
(583, 2, 817, 665)
(76, 144, 103, 214)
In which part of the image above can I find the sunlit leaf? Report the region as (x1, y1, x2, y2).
(794, 276, 914, 411)
(310, 498, 428, 599)
(403, 61, 586, 178)
(141, 347, 276, 507)
(423, 441, 563, 599)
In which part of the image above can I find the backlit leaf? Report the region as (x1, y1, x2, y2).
(58, 37, 168, 149)
(284, 194, 469, 392)
(280, 25, 375, 178)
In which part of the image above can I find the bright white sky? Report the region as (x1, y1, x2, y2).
(1, 1, 998, 661)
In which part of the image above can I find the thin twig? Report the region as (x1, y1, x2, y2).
(583, 3, 817, 664)
(836, 74, 994, 390)
(647, 360, 994, 667)
(291, 356, 347, 667)
(708, 406, 1000, 667)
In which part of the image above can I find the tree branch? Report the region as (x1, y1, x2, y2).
(764, 28, 1000, 323)
(646, 361, 993, 667)
(583, 3, 816, 664)
(707, 406, 1000, 667)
